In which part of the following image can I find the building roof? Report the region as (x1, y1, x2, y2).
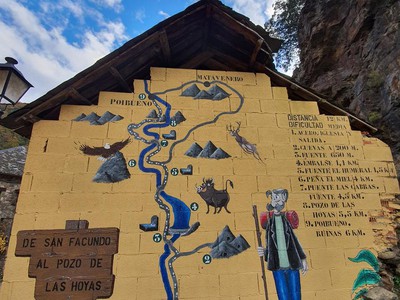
(0, 0, 376, 137)
(0, 146, 27, 177)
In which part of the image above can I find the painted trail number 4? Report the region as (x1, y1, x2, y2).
(190, 203, 199, 211)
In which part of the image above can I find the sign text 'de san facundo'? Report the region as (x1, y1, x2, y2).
(15, 221, 119, 300)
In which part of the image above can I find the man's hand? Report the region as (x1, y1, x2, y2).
(301, 259, 308, 275)
(257, 246, 264, 257)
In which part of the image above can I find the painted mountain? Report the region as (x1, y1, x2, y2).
(198, 141, 218, 158)
(184, 141, 231, 159)
(92, 152, 131, 183)
(184, 142, 203, 157)
(206, 85, 230, 100)
(147, 110, 185, 125)
(181, 84, 200, 96)
(171, 111, 186, 124)
(181, 84, 230, 101)
(210, 226, 250, 259)
(147, 109, 159, 118)
(73, 111, 123, 125)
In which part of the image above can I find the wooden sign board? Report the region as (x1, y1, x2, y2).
(15, 221, 119, 300)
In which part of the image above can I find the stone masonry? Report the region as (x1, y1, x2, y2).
(0, 146, 27, 283)
(0, 69, 398, 299)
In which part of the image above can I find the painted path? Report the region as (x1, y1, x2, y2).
(128, 80, 244, 299)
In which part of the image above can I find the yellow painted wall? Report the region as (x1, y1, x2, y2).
(1, 67, 399, 299)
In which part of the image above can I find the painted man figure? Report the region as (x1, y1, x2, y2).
(258, 188, 308, 300)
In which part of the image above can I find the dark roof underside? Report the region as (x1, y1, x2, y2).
(0, 0, 375, 138)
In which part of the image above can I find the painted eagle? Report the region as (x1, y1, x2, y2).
(79, 138, 131, 159)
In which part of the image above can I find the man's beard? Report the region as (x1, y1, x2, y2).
(267, 203, 285, 212)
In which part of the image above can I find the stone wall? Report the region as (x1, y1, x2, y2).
(0, 175, 20, 283)
(0, 68, 398, 299)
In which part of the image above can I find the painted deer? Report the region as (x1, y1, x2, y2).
(227, 121, 263, 162)
(195, 178, 233, 214)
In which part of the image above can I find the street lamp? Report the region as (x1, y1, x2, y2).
(0, 57, 33, 117)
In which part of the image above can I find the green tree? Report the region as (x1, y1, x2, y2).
(0, 104, 28, 150)
(265, 0, 306, 71)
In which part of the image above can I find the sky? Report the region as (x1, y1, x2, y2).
(0, 0, 276, 103)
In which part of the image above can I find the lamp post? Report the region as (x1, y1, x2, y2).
(0, 57, 33, 118)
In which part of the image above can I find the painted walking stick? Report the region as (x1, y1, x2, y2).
(252, 204, 269, 300)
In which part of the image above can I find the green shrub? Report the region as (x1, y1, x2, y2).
(366, 71, 385, 89)
(368, 111, 382, 123)
(394, 275, 400, 293)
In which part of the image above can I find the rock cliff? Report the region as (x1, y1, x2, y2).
(294, 0, 400, 175)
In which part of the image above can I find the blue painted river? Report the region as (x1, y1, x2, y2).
(137, 81, 191, 299)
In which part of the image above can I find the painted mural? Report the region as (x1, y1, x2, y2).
(227, 121, 264, 163)
(125, 78, 251, 299)
(348, 250, 381, 299)
(258, 189, 307, 300)
(195, 178, 233, 214)
(73, 111, 124, 125)
(2, 68, 399, 300)
(78, 138, 131, 183)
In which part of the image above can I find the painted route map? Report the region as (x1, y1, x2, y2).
(127, 79, 249, 299)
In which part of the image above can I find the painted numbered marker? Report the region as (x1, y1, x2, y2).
(138, 93, 146, 100)
(170, 120, 177, 127)
(203, 254, 212, 264)
(171, 168, 179, 176)
(128, 159, 137, 167)
(161, 140, 168, 147)
(190, 202, 199, 211)
(153, 233, 162, 243)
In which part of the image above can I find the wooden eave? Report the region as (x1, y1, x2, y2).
(0, 0, 376, 137)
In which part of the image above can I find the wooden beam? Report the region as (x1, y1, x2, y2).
(19, 114, 41, 124)
(205, 58, 233, 70)
(180, 51, 214, 68)
(159, 30, 171, 64)
(68, 88, 93, 105)
(109, 67, 133, 92)
(212, 8, 273, 56)
(209, 48, 249, 71)
(249, 39, 264, 68)
(39, 104, 63, 120)
(15, 91, 69, 123)
(202, 4, 212, 51)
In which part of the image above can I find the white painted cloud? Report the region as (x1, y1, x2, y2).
(224, 0, 276, 25)
(0, 0, 128, 103)
(134, 9, 146, 23)
(158, 10, 170, 19)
